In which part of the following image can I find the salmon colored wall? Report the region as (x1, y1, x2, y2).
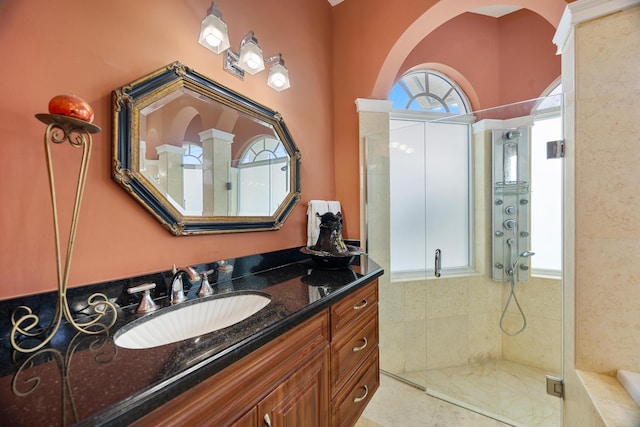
(331, 0, 566, 243)
(497, 10, 561, 105)
(0, 0, 334, 298)
(399, 10, 560, 110)
(399, 12, 503, 110)
(0, 0, 568, 300)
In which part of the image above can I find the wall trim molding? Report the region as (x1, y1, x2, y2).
(355, 98, 393, 113)
(554, 0, 640, 53)
(472, 116, 535, 134)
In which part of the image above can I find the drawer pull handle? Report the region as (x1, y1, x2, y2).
(352, 337, 368, 352)
(264, 413, 272, 427)
(353, 299, 368, 310)
(353, 385, 369, 403)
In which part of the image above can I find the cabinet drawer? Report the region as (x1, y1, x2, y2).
(331, 313, 378, 393)
(331, 350, 379, 427)
(331, 280, 378, 337)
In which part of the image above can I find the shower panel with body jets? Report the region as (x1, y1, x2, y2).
(492, 127, 535, 336)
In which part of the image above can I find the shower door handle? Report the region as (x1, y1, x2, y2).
(435, 249, 442, 278)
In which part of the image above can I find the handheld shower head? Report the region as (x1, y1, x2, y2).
(509, 250, 535, 273)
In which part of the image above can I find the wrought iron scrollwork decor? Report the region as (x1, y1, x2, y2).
(10, 115, 117, 353)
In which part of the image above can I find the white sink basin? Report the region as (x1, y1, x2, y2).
(114, 292, 271, 349)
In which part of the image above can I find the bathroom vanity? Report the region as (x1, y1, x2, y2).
(0, 247, 383, 426)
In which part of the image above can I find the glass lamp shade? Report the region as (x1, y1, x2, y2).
(238, 40, 265, 75)
(267, 62, 291, 91)
(198, 14, 230, 54)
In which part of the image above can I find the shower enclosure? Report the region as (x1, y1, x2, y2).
(359, 95, 563, 426)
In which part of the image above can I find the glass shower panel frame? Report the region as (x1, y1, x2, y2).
(389, 120, 472, 278)
(363, 95, 563, 427)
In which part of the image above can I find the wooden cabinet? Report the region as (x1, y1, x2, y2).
(133, 311, 330, 427)
(330, 279, 379, 427)
(258, 350, 329, 426)
(133, 279, 379, 427)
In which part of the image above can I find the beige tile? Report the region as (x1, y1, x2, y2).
(502, 316, 562, 373)
(404, 319, 427, 372)
(576, 6, 640, 100)
(379, 282, 404, 324)
(576, 237, 640, 373)
(577, 370, 640, 427)
(518, 277, 562, 321)
(468, 277, 502, 314)
(358, 374, 510, 427)
(575, 97, 640, 240)
(354, 417, 384, 427)
(424, 360, 561, 426)
(379, 321, 405, 374)
(426, 315, 469, 370)
(468, 311, 502, 364)
(403, 280, 427, 321)
(426, 279, 469, 319)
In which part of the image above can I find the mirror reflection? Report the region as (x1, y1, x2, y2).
(139, 87, 290, 217)
(112, 62, 301, 235)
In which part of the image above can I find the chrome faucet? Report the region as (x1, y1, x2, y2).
(169, 265, 200, 304)
(198, 269, 216, 298)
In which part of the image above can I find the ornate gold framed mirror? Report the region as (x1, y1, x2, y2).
(112, 61, 301, 235)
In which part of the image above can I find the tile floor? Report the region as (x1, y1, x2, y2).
(356, 360, 562, 427)
(355, 374, 510, 427)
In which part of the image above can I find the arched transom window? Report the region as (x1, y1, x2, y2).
(388, 69, 473, 278)
(240, 136, 287, 164)
(389, 70, 470, 114)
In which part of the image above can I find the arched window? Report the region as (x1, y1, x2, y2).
(239, 136, 287, 164)
(236, 136, 289, 216)
(182, 143, 203, 166)
(388, 70, 473, 278)
(389, 70, 470, 114)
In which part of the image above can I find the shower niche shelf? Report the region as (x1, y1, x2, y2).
(494, 181, 530, 195)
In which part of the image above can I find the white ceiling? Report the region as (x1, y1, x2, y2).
(469, 5, 523, 17)
(327, 1, 523, 18)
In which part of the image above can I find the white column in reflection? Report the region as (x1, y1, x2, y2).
(199, 128, 235, 216)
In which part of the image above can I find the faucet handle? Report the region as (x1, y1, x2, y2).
(198, 269, 215, 298)
(128, 283, 159, 314)
(218, 260, 234, 273)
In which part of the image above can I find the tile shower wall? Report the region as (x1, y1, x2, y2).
(561, 4, 640, 425)
(573, 4, 640, 375)
(384, 265, 561, 374)
(502, 276, 562, 372)
(358, 105, 562, 377)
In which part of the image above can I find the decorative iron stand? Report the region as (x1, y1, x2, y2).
(10, 114, 117, 353)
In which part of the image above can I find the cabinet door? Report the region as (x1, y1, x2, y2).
(258, 348, 330, 427)
(229, 408, 257, 427)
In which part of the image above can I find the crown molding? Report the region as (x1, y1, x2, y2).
(355, 98, 393, 113)
(554, 0, 640, 53)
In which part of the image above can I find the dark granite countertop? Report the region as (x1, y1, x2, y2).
(0, 247, 383, 426)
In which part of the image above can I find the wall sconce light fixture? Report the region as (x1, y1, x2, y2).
(198, 2, 291, 91)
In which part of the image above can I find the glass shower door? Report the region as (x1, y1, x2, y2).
(363, 96, 563, 427)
